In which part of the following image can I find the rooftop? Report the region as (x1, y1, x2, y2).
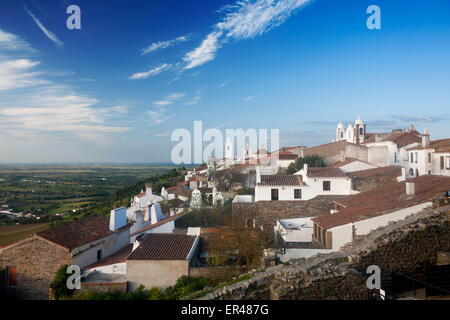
(84, 244, 133, 270)
(407, 138, 450, 152)
(258, 174, 304, 186)
(329, 158, 376, 168)
(130, 211, 186, 237)
(306, 167, 348, 178)
(37, 215, 129, 250)
(127, 233, 197, 260)
(312, 175, 450, 230)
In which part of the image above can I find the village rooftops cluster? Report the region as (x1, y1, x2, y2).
(312, 174, 450, 230)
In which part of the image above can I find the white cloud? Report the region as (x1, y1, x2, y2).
(245, 95, 255, 101)
(0, 59, 48, 91)
(219, 80, 229, 87)
(24, 6, 64, 48)
(153, 92, 185, 106)
(183, 0, 311, 69)
(141, 35, 189, 54)
(0, 30, 129, 144)
(0, 29, 32, 51)
(129, 63, 172, 80)
(183, 31, 222, 70)
(147, 108, 169, 124)
(185, 96, 202, 106)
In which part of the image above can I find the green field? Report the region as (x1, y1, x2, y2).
(0, 164, 178, 222)
(0, 223, 50, 247)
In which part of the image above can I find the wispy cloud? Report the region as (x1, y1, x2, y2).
(24, 6, 64, 48)
(129, 63, 172, 80)
(0, 29, 129, 144)
(141, 35, 190, 54)
(153, 92, 185, 106)
(245, 95, 255, 101)
(393, 115, 447, 124)
(219, 80, 230, 87)
(185, 96, 202, 106)
(0, 29, 32, 51)
(183, 0, 311, 69)
(147, 109, 170, 124)
(0, 59, 47, 91)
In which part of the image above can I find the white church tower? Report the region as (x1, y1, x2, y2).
(335, 116, 366, 144)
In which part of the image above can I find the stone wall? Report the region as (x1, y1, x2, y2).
(0, 235, 72, 300)
(198, 206, 450, 300)
(302, 141, 368, 165)
(190, 266, 247, 283)
(351, 166, 402, 192)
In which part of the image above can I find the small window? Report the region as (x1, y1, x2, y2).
(428, 153, 432, 164)
(441, 156, 445, 170)
(409, 168, 414, 176)
(410, 153, 414, 163)
(8, 266, 17, 287)
(271, 188, 278, 201)
(446, 157, 450, 170)
(323, 181, 331, 191)
(415, 152, 418, 163)
(294, 189, 302, 199)
(97, 249, 102, 261)
(359, 127, 363, 135)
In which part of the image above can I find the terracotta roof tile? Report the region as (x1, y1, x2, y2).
(37, 216, 128, 250)
(258, 174, 304, 186)
(407, 138, 450, 152)
(312, 175, 450, 230)
(307, 167, 348, 178)
(84, 244, 133, 270)
(380, 130, 421, 148)
(127, 233, 197, 260)
(346, 166, 402, 178)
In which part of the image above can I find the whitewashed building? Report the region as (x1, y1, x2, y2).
(254, 165, 355, 202)
(311, 175, 450, 251)
(405, 132, 450, 178)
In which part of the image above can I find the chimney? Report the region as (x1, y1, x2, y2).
(422, 128, 430, 148)
(145, 183, 152, 196)
(406, 182, 415, 196)
(150, 203, 164, 224)
(109, 207, 127, 231)
(256, 167, 261, 184)
(303, 163, 308, 175)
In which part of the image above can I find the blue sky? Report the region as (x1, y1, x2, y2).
(0, 0, 449, 163)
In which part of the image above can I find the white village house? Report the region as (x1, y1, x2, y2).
(254, 164, 355, 202)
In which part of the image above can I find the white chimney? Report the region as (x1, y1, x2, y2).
(145, 183, 152, 197)
(303, 163, 308, 175)
(256, 167, 261, 184)
(406, 182, 415, 195)
(150, 202, 164, 224)
(109, 207, 127, 231)
(422, 128, 430, 148)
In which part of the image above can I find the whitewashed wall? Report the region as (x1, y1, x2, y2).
(328, 223, 353, 252)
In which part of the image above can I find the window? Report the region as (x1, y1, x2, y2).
(271, 188, 278, 201)
(323, 181, 331, 191)
(97, 249, 102, 261)
(359, 127, 363, 135)
(428, 153, 432, 164)
(409, 168, 414, 176)
(446, 157, 450, 170)
(294, 189, 302, 199)
(441, 156, 445, 170)
(415, 152, 418, 163)
(8, 266, 17, 287)
(410, 153, 414, 163)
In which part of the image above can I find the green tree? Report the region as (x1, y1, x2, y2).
(50, 265, 75, 299)
(287, 154, 326, 174)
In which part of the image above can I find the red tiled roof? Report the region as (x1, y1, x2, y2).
(37, 216, 129, 250)
(380, 130, 421, 148)
(278, 153, 299, 160)
(258, 174, 304, 186)
(130, 211, 186, 237)
(84, 244, 133, 270)
(407, 138, 450, 152)
(312, 175, 450, 230)
(346, 166, 402, 178)
(307, 167, 348, 178)
(127, 233, 197, 260)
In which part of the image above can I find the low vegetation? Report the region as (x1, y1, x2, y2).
(286, 154, 326, 174)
